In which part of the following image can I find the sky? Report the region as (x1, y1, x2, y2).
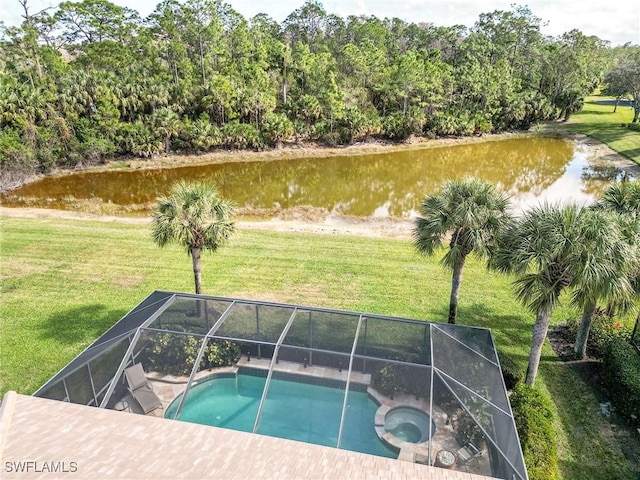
(1, 0, 639, 46)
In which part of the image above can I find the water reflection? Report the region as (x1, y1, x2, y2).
(2, 138, 631, 217)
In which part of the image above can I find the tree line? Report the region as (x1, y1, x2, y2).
(0, 0, 636, 186)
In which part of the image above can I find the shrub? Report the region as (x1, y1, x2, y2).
(451, 408, 486, 446)
(602, 338, 640, 425)
(181, 114, 221, 151)
(222, 121, 260, 150)
(261, 112, 294, 148)
(566, 310, 632, 357)
(202, 340, 242, 369)
(425, 110, 474, 136)
(144, 333, 241, 376)
(371, 363, 430, 397)
(470, 113, 493, 135)
(381, 113, 405, 140)
(381, 108, 425, 140)
(510, 383, 558, 480)
(334, 106, 367, 144)
(0, 127, 37, 187)
(497, 350, 523, 390)
(117, 121, 162, 158)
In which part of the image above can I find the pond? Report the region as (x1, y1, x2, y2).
(1, 137, 632, 218)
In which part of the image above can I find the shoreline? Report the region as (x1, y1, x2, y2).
(0, 206, 416, 240)
(2, 131, 535, 192)
(1, 128, 638, 241)
(4, 127, 638, 191)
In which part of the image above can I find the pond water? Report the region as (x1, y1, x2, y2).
(1, 137, 632, 217)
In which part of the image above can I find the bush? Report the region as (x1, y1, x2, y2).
(261, 112, 294, 148)
(144, 333, 241, 376)
(0, 127, 37, 188)
(381, 108, 425, 140)
(566, 310, 632, 357)
(470, 113, 493, 135)
(510, 383, 558, 480)
(602, 338, 640, 425)
(181, 114, 221, 151)
(371, 363, 430, 397)
(451, 408, 486, 446)
(222, 121, 261, 150)
(425, 110, 474, 136)
(497, 350, 523, 390)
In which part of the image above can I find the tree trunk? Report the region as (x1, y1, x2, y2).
(525, 305, 554, 386)
(20, 0, 42, 79)
(403, 80, 408, 116)
(574, 302, 595, 360)
(198, 33, 206, 86)
(191, 246, 202, 294)
(283, 75, 287, 104)
(448, 258, 465, 324)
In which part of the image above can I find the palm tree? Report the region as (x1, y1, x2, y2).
(413, 177, 511, 324)
(571, 209, 635, 359)
(151, 181, 236, 294)
(594, 181, 640, 352)
(492, 204, 580, 385)
(598, 181, 640, 219)
(492, 203, 633, 385)
(152, 107, 182, 153)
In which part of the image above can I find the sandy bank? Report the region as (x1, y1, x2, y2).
(0, 206, 416, 240)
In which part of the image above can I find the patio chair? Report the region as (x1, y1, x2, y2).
(457, 442, 482, 469)
(124, 363, 163, 414)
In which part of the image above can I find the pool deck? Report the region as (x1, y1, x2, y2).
(133, 359, 490, 476)
(0, 391, 494, 480)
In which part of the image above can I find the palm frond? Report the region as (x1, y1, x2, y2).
(151, 181, 236, 255)
(413, 177, 511, 267)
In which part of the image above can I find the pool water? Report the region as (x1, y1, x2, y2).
(384, 406, 435, 444)
(165, 373, 395, 458)
(388, 422, 422, 443)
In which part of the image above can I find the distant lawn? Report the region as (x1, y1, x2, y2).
(1, 215, 637, 479)
(556, 95, 640, 165)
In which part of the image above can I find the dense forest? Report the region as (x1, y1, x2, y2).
(0, 0, 637, 186)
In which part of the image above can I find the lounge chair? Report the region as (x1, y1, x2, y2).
(457, 442, 482, 469)
(124, 363, 163, 414)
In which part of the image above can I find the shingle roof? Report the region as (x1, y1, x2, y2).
(1, 392, 492, 480)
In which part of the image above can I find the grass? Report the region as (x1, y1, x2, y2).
(0, 215, 637, 479)
(555, 95, 640, 165)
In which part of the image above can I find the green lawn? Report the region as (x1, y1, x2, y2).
(556, 95, 640, 165)
(0, 215, 636, 479)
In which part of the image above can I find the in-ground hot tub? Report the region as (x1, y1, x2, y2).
(384, 406, 436, 444)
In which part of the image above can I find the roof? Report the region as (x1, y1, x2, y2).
(1, 391, 492, 480)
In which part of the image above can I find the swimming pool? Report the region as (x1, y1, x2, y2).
(165, 371, 396, 458)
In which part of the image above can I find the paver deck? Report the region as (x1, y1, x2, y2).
(126, 359, 491, 476)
